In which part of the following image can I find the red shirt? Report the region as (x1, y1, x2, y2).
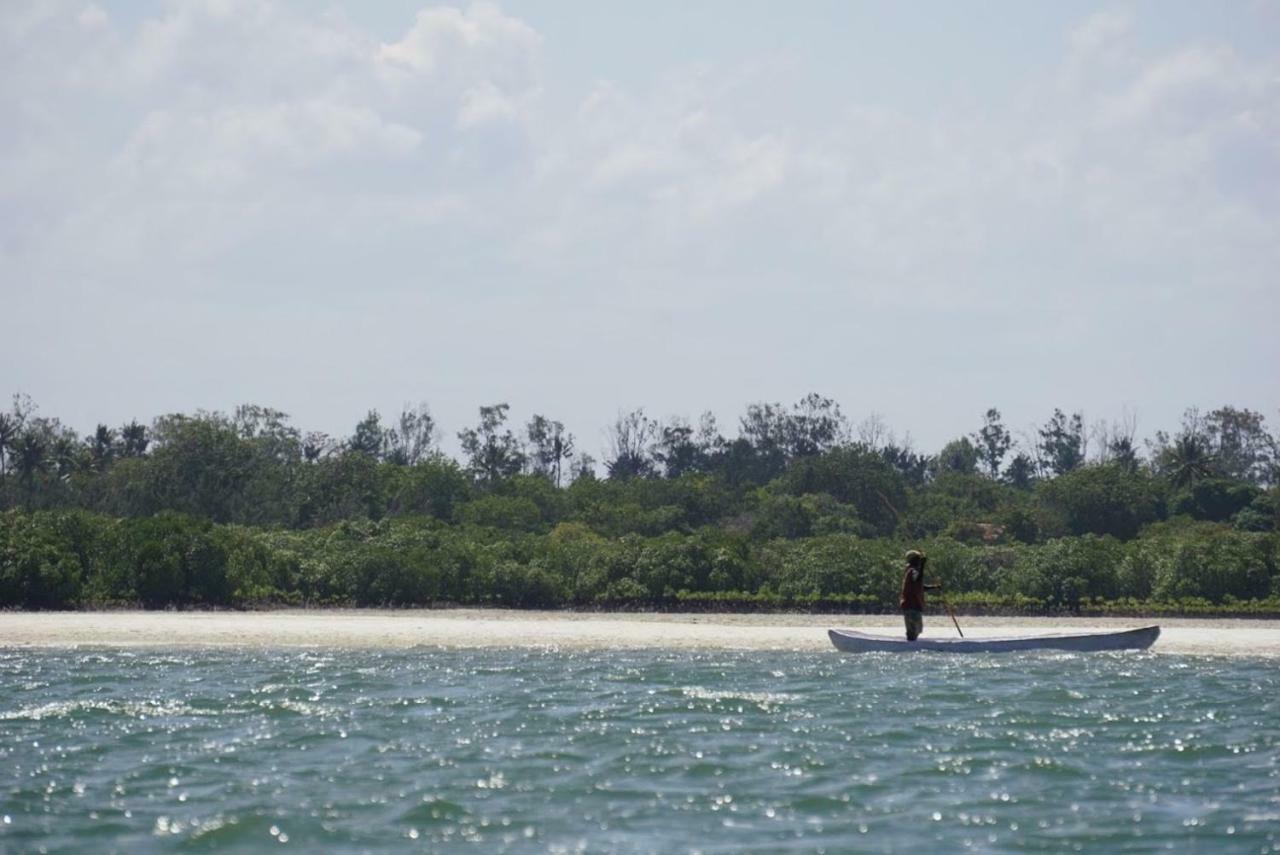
(901, 566, 926, 611)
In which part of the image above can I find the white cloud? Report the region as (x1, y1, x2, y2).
(118, 100, 423, 179)
(378, 2, 539, 95)
(1, 2, 1277, 448)
(4, 3, 1277, 287)
(590, 141, 680, 189)
(1103, 46, 1241, 124)
(1069, 9, 1132, 53)
(457, 81, 522, 128)
(0, 1, 545, 277)
(77, 4, 107, 29)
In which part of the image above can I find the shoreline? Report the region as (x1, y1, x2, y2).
(2, 610, 1279, 656)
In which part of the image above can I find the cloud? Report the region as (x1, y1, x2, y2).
(1, 2, 1277, 448)
(377, 1, 541, 131)
(379, 2, 540, 79)
(77, 4, 107, 29)
(117, 101, 423, 185)
(1069, 9, 1132, 53)
(532, 11, 1280, 305)
(457, 82, 522, 128)
(6, 2, 1272, 287)
(1, 0, 545, 281)
(3, 2, 1276, 300)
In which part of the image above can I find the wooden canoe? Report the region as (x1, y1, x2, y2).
(828, 625, 1160, 653)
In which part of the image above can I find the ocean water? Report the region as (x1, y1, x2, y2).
(0, 647, 1276, 853)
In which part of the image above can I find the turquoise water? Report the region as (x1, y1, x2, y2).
(0, 648, 1276, 853)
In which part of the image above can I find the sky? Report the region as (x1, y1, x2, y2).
(3, 0, 1278, 460)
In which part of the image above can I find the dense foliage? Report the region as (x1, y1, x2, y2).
(1, 396, 1277, 612)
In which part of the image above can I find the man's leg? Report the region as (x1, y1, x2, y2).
(904, 610, 922, 641)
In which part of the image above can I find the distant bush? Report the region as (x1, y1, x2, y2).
(0, 511, 84, 608)
(1006, 536, 1125, 609)
(456, 495, 545, 532)
(1, 508, 1276, 613)
(1037, 464, 1164, 539)
(1170, 479, 1260, 523)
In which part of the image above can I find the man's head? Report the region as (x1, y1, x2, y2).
(905, 549, 926, 569)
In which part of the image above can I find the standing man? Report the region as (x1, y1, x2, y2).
(901, 549, 941, 641)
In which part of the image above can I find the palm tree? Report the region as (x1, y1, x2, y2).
(0, 413, 15, 479)
(119, 421, 149, 458)
(88, 424, 116, 471)
(13, 432, 48, 508)
(1163, 435, 1215, 488)
(51, 433, 83, 479)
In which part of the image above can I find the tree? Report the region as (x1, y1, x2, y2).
(731, 397, 853, 484)
(856, 412, 891, 450)
(294, 452, 387, 526)
(1170, 478, 1259, 523)
(1088, 409, 1138, 466)
(739, 402, 788, 458)
(785, 393, 848, 458)
(118, 421, 149, 458)
(1004, 452, 1037, 490)
(232, 405, 301, 463)
(773, 446, 908, 537)
(392, 457, 474, 520)
(741, 394, 849, 461)
(87, 424, 116, 472)
(9, 394, 35, 426)
(1038, 409, 1085, 476)
(880, 442, 929, 488)
(1204, 406, 1274, 485)
(458, 404, 525, 486)
(695, 412, 725, 456)
(1109, 436, 1140, 474)
(973, 408, 1011, 479)
(0, 396, 34, 498)
(526, 415, 575, 486)
(386, 402, 437, 466)
(10, 415, 82, 502)
(349, 410, 387, 459)
(569, 452, 598, 482)
(12, 432, 48, 507)
(1156, 434, 1215, 489)
(605, 409, 658, 480)
(1149, 408, 1213, 488)
(706, 437, 774, 488)
(653, 419, 705, 479)
(1037, 463, 1163, 539)
(303, 431, 334, 463)
(50, 429, 83, 479)
(934, 437, 980, 476)
(146, 413, 261, 522)
(0, 413, 17, 479)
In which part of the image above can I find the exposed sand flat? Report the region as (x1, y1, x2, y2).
(2, 610, 1279, 656)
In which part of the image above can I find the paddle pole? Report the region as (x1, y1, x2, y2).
(942, 595, 964, 638)
(923, 555, 963, 638)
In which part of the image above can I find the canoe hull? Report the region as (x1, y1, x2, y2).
(828, 625, 1160, 653)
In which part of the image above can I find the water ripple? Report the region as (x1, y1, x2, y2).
(0, 648, 1276, 851)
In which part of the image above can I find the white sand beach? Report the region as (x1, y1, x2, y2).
(1, 610, 1278, 656)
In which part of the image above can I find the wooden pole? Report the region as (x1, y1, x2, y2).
(943, 596, 964, 638)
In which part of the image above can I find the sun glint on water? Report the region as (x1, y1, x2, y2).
(0, 648, 1276, 852)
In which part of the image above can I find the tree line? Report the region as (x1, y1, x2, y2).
(1, 394, 1276, 611)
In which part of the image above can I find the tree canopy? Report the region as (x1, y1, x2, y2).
(1, 393, 1276, 612)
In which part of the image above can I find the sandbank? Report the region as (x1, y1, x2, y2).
(1, 610, 1278, 656)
